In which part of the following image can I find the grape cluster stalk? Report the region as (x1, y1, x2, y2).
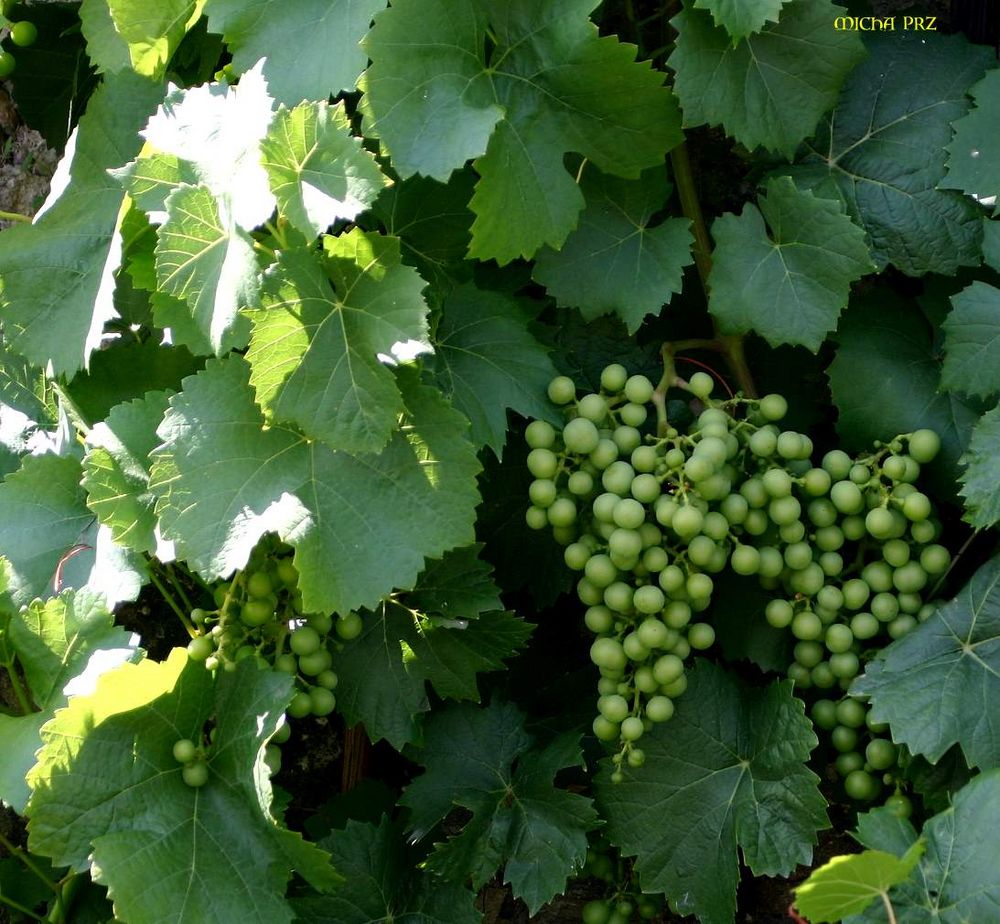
(525, 362, 947, 803)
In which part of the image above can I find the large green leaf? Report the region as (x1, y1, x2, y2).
(329, 603, 531, 748)
(403, 544, 503, 620)
(828, 293, 981, 492)
(119, 61, 276, 231)
(0, 455, 93, 605)
(27, 651, 336, 924)
(692, 0, 791, 39)
(149, 356, 481, 614)
(794, 32, 992, 276)
(203, 0, 387, 107)
(853, 555, 1000, 770)
(941, 281, 1000, 399)
(400, 700, 599, 914)
(532, 166, 693, 333)
(795, 841, 924, 924)
(361, 0, 681, 264)
(709, 176, 872, 350)
(668, 0, 864, 159)
(154, 185, 258, 353)
(943, 68, 1000, 214)
(260, 101, 389, 239)
(984, 219, 1000, 271)
(845, 772, 1000, 923)
(595, 661, 827, 924)
(82, 392, 171, 555)
(0, 591, 138, 813)
(0, 72, 162, 375)
(245, 234, 429, 453)
(433, 284, 561, 454)
(959, 405, 1000, 529)
(79, 0, 133, 74)
(293, 817, 481, 924)
(106, 0, 201, 77)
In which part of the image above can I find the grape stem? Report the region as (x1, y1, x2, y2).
(147, 567, 197, 638)
(880, 890, 899, 924)
(668, 143, 758, 398)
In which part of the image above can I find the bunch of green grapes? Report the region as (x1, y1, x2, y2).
(185, 537, 364, 745)
(0, 2, 38, 78)
(524, 362, 949, 787)
(579, 836, 665, 924)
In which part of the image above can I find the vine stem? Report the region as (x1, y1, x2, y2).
(0, 892, 46, 921)
(669, 142, 758, 397)
(147, 568, 196, 638)
(881, 891, 898, 924)
(46, 873, 85, 924)
(0, 208, 31, 224)
(0, 831, 60, 897)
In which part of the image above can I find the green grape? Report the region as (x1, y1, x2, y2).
(182, 761, 209, 788)
(802, 468, 832, 497)
(564, 542, 591, 571)
(602, 461, 635, 496)
(563, 417, 601, 454)
(336, 612, 364, 640)
(612, 497, 645, 530)
(187, 635, 215, 662)
(920, 544, 950, 575)
(652, 654, 684, 685)
(842, 578, 871, 611)
(768, 495, 801, 526)
(884, 792, 913, 819)
(173, 738, 198, 763)
(720, 493, 748, 524)
(600, 363, 628, 393)
(779, 520, 806, 544)
(908, 428, 941, 463)
(620, 716, 644, 741)
(298, 649, 332, 677)
(687, 623, 715, 650)
(740, 477, 768, 508)
(290, 626, 321, 656)
(664, 600, 692, 629)
(835, 751, 864, 777)
(791, 610, 823, 641)
(811, 699, 838, 730)
(730, 544, 760, 576)
(888, 615, 917, 639)
(613, 426, 642, 453)
(547, 497, 577, 527)
(748, 428, 777, 457)
(624, 375, 654, 404)
(808, 498, 838, 528)
(591, 638, 627, 671)
(893, 561, 927, 593)
(585, 606, 614, 633)
(825, 624, 854, 654)
(547, 376, 576, 404)
(664, 447, 685, 468)
(849, 463, 873, 485)
(758, 546, 784, 578)
(604, 581, 634, 614)
(684, 454, 715, 483)
(821, 449, 852, 480)
(631, 445, 658, 472)
(831, 724, 858, 752)
(527, 448, 559, 480)
(246, 570, 274, 599)
(622, 632, 649, 661)
(787, 663, 812, 687)
(865, 738, 897, 770)
(831, 481, 864, 514)
(844, 769, 880, 801)
(686, 572, 713, 601)
(582, 900, 612, 924)
(881, 454, 908, 481)
(865, 507, 895, 539)
(317, 670, 338, 690)
(842, 515, 866, 541)
(687, 535, 716, 568)
(762, 468, 793, 498)
(590, 438, 619, 470)
(871, 592, 899, 622)
(829, 651, 860, 679)
(819, 552, 845, 577)
(850, 612, 879, 640)
(525, 506, 548, 530)
(633, 585, 665, 614)
(910, 518, 936, 544)
(274, 653, 297, 673)
(528, 479, 557, 508)
(862, 561, 894, 593)
(658, 564, 685, 594)
(645, 695, 675, 722)
(593, 716, 620, 741)
(636, 617, 670, 649)
(882, 538, 910, 568)
(608, 528, 642, 562)
(309, 687, 336, 716)
(672, 505, 703, 540)
(598, 694, 630, 723)
(743, 509, 768, 536)
(765, 598, 794, 629)
(758, 394, 788, 421)
(641, 545, 669, 573)
(794, 640, 824, 668)
(525, 419, 556, 449)
(811, 662, 836, 688)
(688, 371, 714, 398)
(241, 598, 275, 627)
(784, 542, 812, 571)
(834, 697, 866, 728)
(578, 393, 608, 423)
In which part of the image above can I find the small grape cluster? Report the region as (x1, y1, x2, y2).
(186, 538, 363, 729)
(0, 1, 38, 78)
(172, 721, 286, 788)
(580, 836, 665, 924)
(525, 363, 948, 790)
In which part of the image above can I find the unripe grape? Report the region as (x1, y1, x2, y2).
(182, 761, 209, 788)
(844, 769, 880, 801)
(310, 687, 336, 716)
(825, 624, 854, 654)
(600, 363, 628, 393)
(528, 479, 557, 508)
(794, 641, 824, 668)
(527, 448, 559, 479)
(547, 376, 576, 404)
(881, 454, 908, 481)
(298, 649, 332, 677)
(563, 417, 600, 454)
(730, 544, 760, 576)
(865, 507, 895, 539)
(850, 612, 879, 640)
(749, 428, 778, 457)
(686, 572, 713, 601)
(908, 428, 941, 463)
(645, 695, 675, 722)
(525, 506, 548, 530)
(603, 461, 635, 496)
(811, 699, 838, 730)
(658, 564, 685, 594)
(672, 505, 703, 540)
(765, 599, 794, 628)
(621, 716, 645, 741)
(920, 544, 950, 575)
(902, 492, 932, 522)
(652, 654, 684, 685)
(758, 394, 787, 421)
(631, 445, 658, 472)
(634, 585, 666, 615)
(831, 481, 864, 514)
(802, 468, 832, 497)
(187, 635, 215, 662)
(893, 561, 927, 593)
(762, 468, 792, 498)
(173, 738, 198, 763)
(578, 393, 608, 423)
(598, 694, 630, 723)
(865, 738, 897, 770)
(664, 600, 692, 629)
(835, 751, 864, 777)
(591, 637, 627, 671)
(792, 610, 823, 641)
(831, 724, 858, 752)
(547, 497, 577, 527)
(589, 438, 619, 470)
(336, 612, 364, 640)
(624, 375, 654, 404)
(687, 622, 715, 650)
(740, 477, 768, 508)
(829, 652, 859, 679)
(888, 615, 917, 639)
(592, 716, 620, 741)
(688, 371, 714, 398)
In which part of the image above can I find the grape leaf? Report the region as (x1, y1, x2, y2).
(595, 661, 827, 924)
(120, 61, 276, 231)
(692, 0, 791, 40)
(104, 0, 202, 77)
(400, 700, 599, 913)
(709, 176, 873, 350)
(82, 391, 171, 555)
(0, 71, 162, 375)
(668, 0, 865, 160)
(293, 817, 481, 924)
(959, 405, 1000, 529)
(370, 170, 476, 287)
(404, 544, 503, 619)
(532, 166, 693, 333)
(984, 219, 1000, 271)
(829, 293, 981, 493)
(245, 234, 429, 453)
(361, 0, 682, 264)
(79, 0, 133, 74)
(853, 555, 1000, 769)
(943, 68, 1000, 214)
(0, 455, 94, 605)
(433, 284, 561, 454)
(941, 281, 1000, 399)
(154, 185, 258, 353)
(794, 841, 924, 923)
(260, 101, 389, 239)
(27, 652, 336, 924)
(329, 604, 531, 747)
(149, 356, 481, 614)
(794, 32, 992, 276)
(0, 590, 138, 813)
(846, 771, 1000, 924)
(203, 0, 387, 107)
